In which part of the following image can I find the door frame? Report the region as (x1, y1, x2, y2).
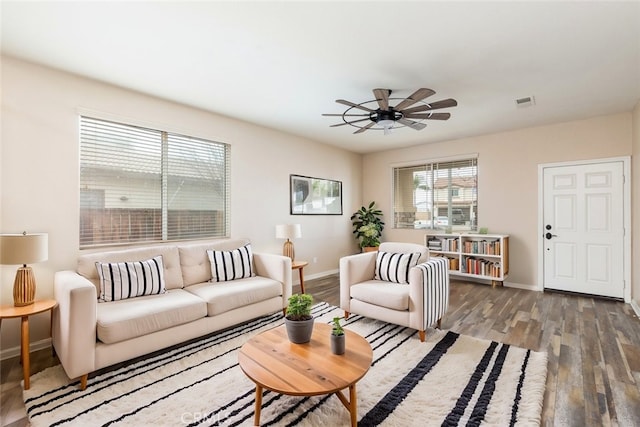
(537, 156, 631, 302)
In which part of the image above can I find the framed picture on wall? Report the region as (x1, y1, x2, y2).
(290, 174, 343, 215)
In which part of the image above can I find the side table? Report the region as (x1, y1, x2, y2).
(291, 260, 309, 294)
(0, 299, 57, 390)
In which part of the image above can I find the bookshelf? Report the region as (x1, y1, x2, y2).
(425, 233, 509, 287)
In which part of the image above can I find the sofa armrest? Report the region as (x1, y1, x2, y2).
(53, 270, 98, 380)
(339, 252, 377, 311)
(408, 257, 449, 331)
(253, 253, 292, 306)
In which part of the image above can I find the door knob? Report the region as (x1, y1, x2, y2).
(545, 232, 557, 240)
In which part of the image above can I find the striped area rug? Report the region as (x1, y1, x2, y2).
(24, 303, 547, 426)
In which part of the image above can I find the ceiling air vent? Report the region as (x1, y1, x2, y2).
(515, 96, 535, 108)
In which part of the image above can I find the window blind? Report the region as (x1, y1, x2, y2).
(79, 116, 229, 248)
(393, 157, 477, 231)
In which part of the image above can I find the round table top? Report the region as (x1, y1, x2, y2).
(291, 260, 308, 269)
(238, 322, 372, 396)
(0, 299, 57, 318)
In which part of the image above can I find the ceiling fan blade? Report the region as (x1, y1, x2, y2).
(353, 121, 376, 134)
(398, 118, 427, 130)
(373, 88, 390, 110)
(403, 98, 458, 114)
(322, 113, 369, 117)
(330, 118, 371, 127)
(336, 99, 375, 113)
(394, 88, 436, 110)
(403, 112, 451, 120)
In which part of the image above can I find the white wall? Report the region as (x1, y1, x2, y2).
(363, 113, 633, 289)
(0, 56, 362, 352)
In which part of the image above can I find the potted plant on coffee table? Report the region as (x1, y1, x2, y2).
(351, 201, 385, 252)
(330, 317, 345, 355)
(284, 293, 314, 344)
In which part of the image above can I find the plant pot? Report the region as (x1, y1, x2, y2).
(362, 246, 379, 253)
(284, 317, 314, 344)
(331, 333, 345, 355)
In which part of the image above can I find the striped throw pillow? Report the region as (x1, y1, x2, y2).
(96, 256, 166, 302)
(207, 244, 255, 282)
(374, 251, 422, 284)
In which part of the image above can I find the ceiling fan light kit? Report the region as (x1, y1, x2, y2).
(323, 88, 457, 135)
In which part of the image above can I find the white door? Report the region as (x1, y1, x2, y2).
(542, 161, 624, 299)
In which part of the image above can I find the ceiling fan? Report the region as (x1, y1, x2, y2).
(323, 88, 457, 135)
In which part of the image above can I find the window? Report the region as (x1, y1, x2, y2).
(79, 116, 229, 248)
(393, 157, 477, 231)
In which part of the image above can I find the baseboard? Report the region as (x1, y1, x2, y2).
(304, 269, 338, 282)
(0, 337, 52, 361)
(504, 281, 541, 292)
(631, 299, 640, 318)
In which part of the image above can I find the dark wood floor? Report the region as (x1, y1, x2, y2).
(2, 275, 640, 426)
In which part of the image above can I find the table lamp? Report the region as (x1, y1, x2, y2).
(275, 224, 301, 261)
(0, 232, 48, 306)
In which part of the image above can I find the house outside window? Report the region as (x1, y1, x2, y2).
(393, 157, 477, 231)
(79, 116, 230, 248)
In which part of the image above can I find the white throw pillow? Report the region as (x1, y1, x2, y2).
(96, 255, 166, 302)
(374, 251, 421, 284)
(207, 244, 255, 282)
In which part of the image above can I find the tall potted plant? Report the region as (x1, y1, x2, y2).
(351, 201, 385, 251)
(284, 293, 314, 343)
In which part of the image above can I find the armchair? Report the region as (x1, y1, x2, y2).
(340, 242, 449, 342)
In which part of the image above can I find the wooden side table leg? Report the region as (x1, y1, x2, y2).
(51, 308, 57, 357)
(349, 384, 357, 427)
(21, 315, 30, 390)
(254, 384, 263, 426)
(298, 268, 305, 294)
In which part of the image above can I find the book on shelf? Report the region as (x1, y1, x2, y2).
(427, 238, 442, 250)
(462, 239, 501, 255)
(438, 238, 457, 252)
(431, 254, 459, 271)
(462, 257, 502, 277)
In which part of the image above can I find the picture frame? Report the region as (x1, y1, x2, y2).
(290, 174, 343, 215)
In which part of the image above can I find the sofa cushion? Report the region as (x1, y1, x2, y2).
(178, 238, 252, 287)
(96, 256, 166, 302)
(77, 245, 183, 293)
(374, 251, 421, 284)
(207, 244, 255, 282)
(185, 276, 282, 316)
(96, 289, 207, 344)
(350, 281, 409, 311)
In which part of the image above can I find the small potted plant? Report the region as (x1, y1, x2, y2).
(284, 293, 314, 343)
(351, 201, 385, 252)
(330, 316, 345, 355)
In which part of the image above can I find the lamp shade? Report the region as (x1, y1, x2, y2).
(275, 224, 302, 240)
(0, 233, 48, 265)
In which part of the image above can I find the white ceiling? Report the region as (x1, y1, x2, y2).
(2, 1, 640, 154)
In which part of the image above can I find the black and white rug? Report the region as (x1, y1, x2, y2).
(24, 303, 547, 426)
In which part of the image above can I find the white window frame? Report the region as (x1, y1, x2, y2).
(79, 116, 230, 248)
(392, 155, 478, 231)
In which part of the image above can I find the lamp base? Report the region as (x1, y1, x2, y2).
(283, 239, 295, 261)
(13, 266, 36, 307)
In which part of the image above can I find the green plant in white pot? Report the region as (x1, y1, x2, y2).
(351, 201, 385, 251)
(284, 293, 314, 344)
(330, 316, 345, 355)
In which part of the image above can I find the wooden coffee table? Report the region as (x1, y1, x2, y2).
(238, 322, 373, 426)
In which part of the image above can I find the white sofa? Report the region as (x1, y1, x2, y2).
(52, 238, 292, 389)
(340, 242, 449, 342)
